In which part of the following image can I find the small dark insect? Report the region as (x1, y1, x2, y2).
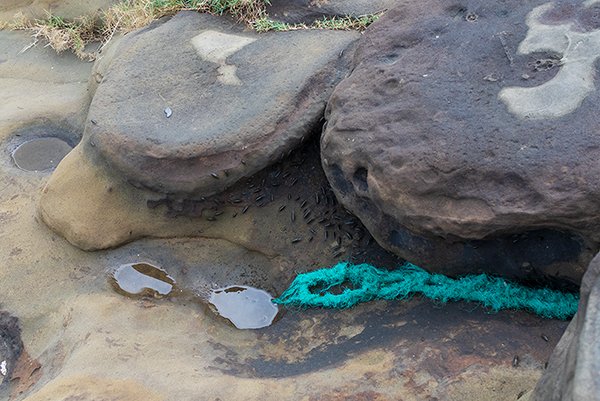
(544, 361, 548, 369)
(291, 210, 296, 222)
(291, 238, 302, 244)
(278, 205, 286, 212)
(91, 119, 97, 125)
(541, 334, 549, 342)
(210, 173, 219, 179)
(512, 355, 520, 368)
(232, 212, 238, 218)
(256, 195, 265, 202)
(517, 390, 526, 400)
(242, 205, 249, 214)
(308, 236, 313, 242)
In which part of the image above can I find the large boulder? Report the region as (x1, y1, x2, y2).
(39, 11, 360, 249)
(86, 11, 358, 196)
(321, 0, 600, 283)
(532, 252, 600, 401)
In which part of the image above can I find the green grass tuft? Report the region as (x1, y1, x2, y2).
(2, 0, 380, 60)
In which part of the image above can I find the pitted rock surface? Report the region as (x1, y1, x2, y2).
(321, 0, 600, 279)
(87, 11, 358, 195)
(533, 252, 600, 401)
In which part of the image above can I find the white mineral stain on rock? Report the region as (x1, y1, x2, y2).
(0, 360, 6, 376)
(190, 30, 256, 86)
(499, 2, 600, 120)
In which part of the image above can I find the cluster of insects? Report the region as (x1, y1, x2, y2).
(147, 135, 403, 267)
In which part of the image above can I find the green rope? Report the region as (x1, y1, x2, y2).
(273, 262, 579, 320)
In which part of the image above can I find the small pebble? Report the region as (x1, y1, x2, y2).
(164, 107, 173, 118)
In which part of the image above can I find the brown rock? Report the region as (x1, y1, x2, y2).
(321, 0, 600, 282)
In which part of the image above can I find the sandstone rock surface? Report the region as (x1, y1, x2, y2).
(532, 252, 600, 401)
(0, 30, 93, 140)
(0, 0, 117, 24)
(87, 11, 358, 196)
(322, 0, 600, 281)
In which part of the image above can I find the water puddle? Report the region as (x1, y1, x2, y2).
(209, 286, 279, 329)
(110, 263, 279, 329)
(111, 263, 175, 298)
(11, 137, 72, 172)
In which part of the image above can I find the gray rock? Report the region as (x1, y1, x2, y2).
(87, 11, 359, 195)
(266, 0, 396, 24)
(532, 252, 600, 401)
(321, 0, 600, 282)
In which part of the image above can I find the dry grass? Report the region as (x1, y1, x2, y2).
(3, 0, 379, 60)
